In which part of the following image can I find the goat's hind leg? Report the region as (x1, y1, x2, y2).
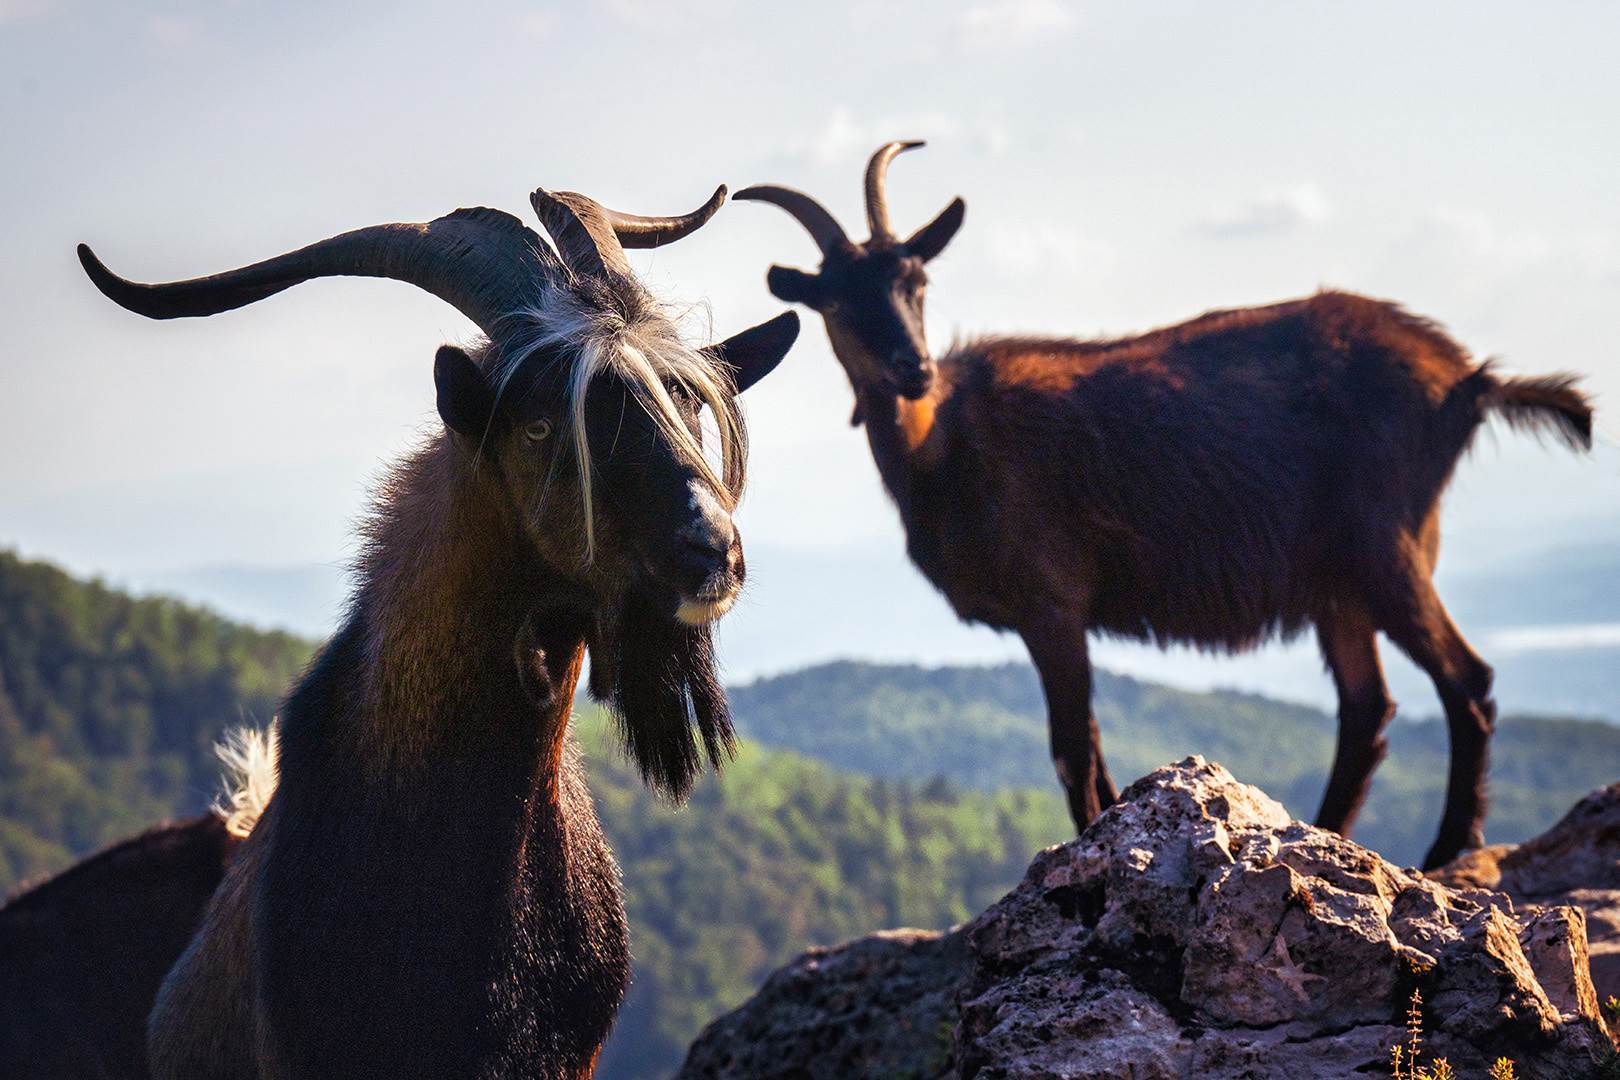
(1376, 575, 1495, 871)
(1023, 617, 1112, 834)
(1313, 601, 1396, 837)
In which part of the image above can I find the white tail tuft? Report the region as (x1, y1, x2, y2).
(214, 722, 281, 839)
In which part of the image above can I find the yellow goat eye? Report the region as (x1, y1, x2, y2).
(524, 419, 553, 443)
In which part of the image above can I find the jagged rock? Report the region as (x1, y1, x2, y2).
(678, 928, 967, 1080)
(1433, 782, 1620, 1003)
(680, 759, 1617, 1079)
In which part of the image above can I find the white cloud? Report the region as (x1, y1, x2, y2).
(0, 0, 56, 27)
(775, 107, 1010, 167)
(956, 0, 1078, 50)
(1413, 208, 1554, 266)
(1193, 184, 1332, 238)
(514, 9, 559, 39)
(146, 14, 202, 49)
(600, 0, 741, 31)
(977, 221, 1112, 277)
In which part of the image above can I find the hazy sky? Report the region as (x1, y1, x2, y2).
(2, 2, 1617, 694)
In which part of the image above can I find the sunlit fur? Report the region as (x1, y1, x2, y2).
(498, 283, 747, 563)
(675, 592, 738, 626)
(213, 724, 279, 840)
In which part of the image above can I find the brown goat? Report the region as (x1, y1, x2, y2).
(0, 815, 239, 1080)
(739, 142, 1593, 870)
(79, 184, 796, 1078)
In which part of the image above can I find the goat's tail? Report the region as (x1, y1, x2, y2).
(1476, 365, 1594, 452)
(213, 721, 280, 839)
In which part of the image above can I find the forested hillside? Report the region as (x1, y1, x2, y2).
(3, 550, 1617, 1076)
(0, 551, 308, 886)
(0, 552, 1064, 1076)
(731, 659, 1620, 864)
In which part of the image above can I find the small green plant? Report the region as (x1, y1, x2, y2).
(1390, 989, 1517, 1080)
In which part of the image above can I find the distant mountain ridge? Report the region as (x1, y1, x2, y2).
(730, 658, 1620, 867)
(130, 539, 1620, 718)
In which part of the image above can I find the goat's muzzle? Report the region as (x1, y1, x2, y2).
(667, 486, 745, 626)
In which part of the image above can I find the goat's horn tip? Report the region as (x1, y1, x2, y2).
(76, 243, 115, 284)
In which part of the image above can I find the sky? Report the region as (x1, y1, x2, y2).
(2, 1, 1617, 705)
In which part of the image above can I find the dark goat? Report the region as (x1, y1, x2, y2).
(739, 142, 1593, 870)
(79, 183, 796, 1078)
(0, 816, 239, 1080)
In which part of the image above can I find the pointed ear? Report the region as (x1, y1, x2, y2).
(905, 197, 965, 262)
(765, 265, 825, 308)
(434, 345, 494, 437)
(704, 311, 800, 393)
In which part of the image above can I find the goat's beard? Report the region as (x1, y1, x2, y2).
(587, 590, 735, 802)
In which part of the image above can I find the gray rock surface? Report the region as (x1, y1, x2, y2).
(680, 759, 1617, 1079)
(1432, 782, 1620, 1005)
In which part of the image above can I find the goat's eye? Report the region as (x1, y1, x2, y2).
(524, 419, 553, 443)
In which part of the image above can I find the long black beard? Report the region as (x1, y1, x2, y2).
(587, 592, 735, 802)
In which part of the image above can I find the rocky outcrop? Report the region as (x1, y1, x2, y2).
(680, 760, 1617, 1079)
(1432, 783, 1620, 1005)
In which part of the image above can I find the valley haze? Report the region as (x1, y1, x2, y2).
(114, 538, 1620, 721)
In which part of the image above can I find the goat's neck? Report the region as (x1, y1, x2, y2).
(857, 383, 946, 518)
(260, 435, 625, 1076)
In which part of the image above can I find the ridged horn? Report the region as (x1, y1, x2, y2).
(733, 185, 850, 256)
(864, 140, 925, 241)
(77, 207, 560, 340)
(530, 189, 632, 280)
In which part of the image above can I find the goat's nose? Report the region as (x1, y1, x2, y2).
(676, 534, 732, 583)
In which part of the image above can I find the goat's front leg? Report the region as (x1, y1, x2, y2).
(1023, 616, 1111, 833)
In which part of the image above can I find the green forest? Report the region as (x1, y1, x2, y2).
(3, 549, 1617, 1077)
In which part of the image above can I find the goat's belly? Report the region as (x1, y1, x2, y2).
(1090, 572, 1311, 652)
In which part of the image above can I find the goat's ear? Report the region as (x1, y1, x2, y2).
(905, 197, 965, 262)
(435, 345, 493, 438)
(765, 265, 825, 309)
(704, 311, 800, 393)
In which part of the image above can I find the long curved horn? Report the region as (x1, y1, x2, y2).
(604, 185, 727, 249)
(530, 189, 631, 280)
(732, 186, 850, 256)
(864, 140, 925, 242)
(77, 207, 560, 341)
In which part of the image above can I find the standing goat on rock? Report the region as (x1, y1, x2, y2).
(79, 183, 797, 1078)
(739, 142, 1592, 870)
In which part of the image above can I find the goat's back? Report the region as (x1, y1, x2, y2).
(0, 816, 237, 1080)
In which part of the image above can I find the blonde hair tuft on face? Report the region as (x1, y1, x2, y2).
(497, 287, 747, 562)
